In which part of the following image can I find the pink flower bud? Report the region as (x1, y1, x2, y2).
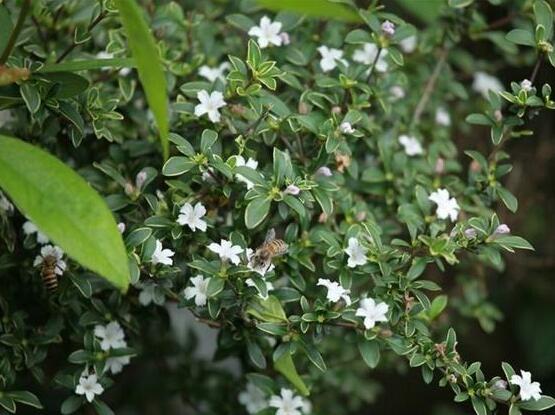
(284, 184, 300, 195)
(135, 171, 147, 189)
(280, 32, 291, 45)
(464, 228, 477, 239)
(381, 20, 395, 36)
(494, 224, 510, 235)
(316, 166, 333, 177)
(435, 158, 445, 174)
(117, 223, 126, 233)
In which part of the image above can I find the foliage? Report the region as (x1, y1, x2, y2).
(0, 0, 554, 414)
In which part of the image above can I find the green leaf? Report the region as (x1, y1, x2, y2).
(0, 396, 16, 413)
(394, 0, 443, 22)
(506, 29, 536, 47)
(519, 396, 555, 411)
(465, 113, 492, 125)
(115, 0, 169, 160)
(20, 83, 41, 113)
(200, 129, 218, 154)
(0, 6, 13, 57)
(38, 58, 135, 73)
(60, 396, 83, 414)
(300, 341, 327, 372)
(502, 361, 516, 381)
(247, 338, 267, 369)
(162, 156, 195, 176)
(206, 278, 225, 298)
(358, 340, 380, 368)
(273, 148, 294, 184)
(247, 39, 262, 70)
(255, 0, 360, 22)
(6, 391, 42, 409)
(496, 187, 518, 212)
(0, 135, 129, 290)
(247, 295, 288, 323)
(274, 351, 310, 396)
(449, 0, 474, 8)
(471, 396, 488, 415)
(245, 197, 271, 229)
(428, 295, 448, 320)
(493, 235, 534, 252)
(534, 0, 553, 40)
(92, 400, 115, 415)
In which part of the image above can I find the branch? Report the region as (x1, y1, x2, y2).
(0, 0, 32, 64)
(56, 10, 108, 63)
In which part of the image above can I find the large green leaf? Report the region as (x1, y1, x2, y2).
(0, 5, 13, 57)
(274, 351, 310, 396)
(115, 0, 169, 160)
(0, 135, 129, 290)
(255, 0, 361, 22)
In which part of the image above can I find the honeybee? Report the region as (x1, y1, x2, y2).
(249, 229, 288, 274)
(34, 245, 66, 292)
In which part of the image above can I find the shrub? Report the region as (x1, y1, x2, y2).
(0, 0, 554, 414)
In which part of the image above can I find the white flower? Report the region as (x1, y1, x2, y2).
(510, 370, 542, 401)
(33, 245, 66, 275)
(269, 388, 304, 415)
(246, 278, 274, 299)
(235, 156, 259, 189)
(520, 79, 533, 92)
(344, 237, 368, 268)
(316, 166, 332, 177)
(246, 248, 275, 276)
(473, 72, 503, 98)
(429, 188, 460, 222)
(151, 240, 175, 266)
(105, 355, 131, 375)
(184, 275, 210, 306)
(94, 321, 126, 351)
(75, 373, 104, 402)
(302, 399, 312, 414)
(248, 16, 283, 48)
(317, 278, 351, 305)
(138, 282, 166, 306)
(117, 222, 126, 233)
(199, 62, 230, 83)
(239, 383, 268, 414)
(353, 43, 388, 72)
(318, 46, 348, 72)
(494, 224, 511, 235)
(356, 298, 389, 329)
(284, 184, 300, 196)
(194, 90, 226, 123)
(208, 239, 243, 265)
(390, 85, 405, 100)
(398, 135, 424, 156)
(0, 191, 13, 213)
(435, 107, 451, 127)
(381, 20, 395, 36)
(177, 202, 207, 232)
(339, 122, 355, 134)
(280, 32, 291, 45)
(399, 35, 417, 53)
(23, 221, 49, 244)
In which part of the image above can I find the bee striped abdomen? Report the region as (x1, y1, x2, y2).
(267, 239, 288, 256)
(41, 258, 58, 292)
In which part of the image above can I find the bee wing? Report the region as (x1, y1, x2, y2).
(264, 228, 276, 244)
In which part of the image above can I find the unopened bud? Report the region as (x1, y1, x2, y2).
(494, 224, 510, 235)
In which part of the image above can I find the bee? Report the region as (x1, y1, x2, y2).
(41, 255, 59, 292)
(249, 229, 288, 274)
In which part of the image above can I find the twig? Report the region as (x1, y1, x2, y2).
(411, 48, 449, 126)
(0, 0, 32, 64)
(366, 47, 383, 84)
(56, 10, 108, 63)
(486, 12, 517, 30)
(530, 54, 544, 84)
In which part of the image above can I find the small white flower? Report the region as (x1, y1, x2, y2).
(235, 155, 259, 189)
(473, 72, 503, 98)
(510, 370, 542, 401)
(75, 373, 104, 402)
(316, 166, 333, 177)
(208, 239, 243, 265)
(390, 85, 405, 100)
(269, 388, 304, 415)
(318, 46, 348, 72)
(284, 184, 300, 196)
(381, 20, 395, 36)
(94, 321, 126, 351)
(239, 383, 268, 414)
(151, 240, 175, 266)
(246, 248, 275, 276)
(429, 188, 460, 222)
(344, 237, 368, 268)
(398, 135, 424, 156)
(105, 355, 131, 375)
(520, 79, 533, 92)
(23, 221, 49, 244)
(280, 32, 291, 45)
(177, 202, 207, 232)
(356, 298, 389, 329)
(248, 16, 283, 48)
(317, 278, 351, 305)
(494, 224, 511, 235)
(117, 222, 126, 233)
(435, 107, 451, 127)
(184, 275, 210, 306)
(399, 35, 417, 53)
(138, 282, 165, 306)
(353, 43, 388, 72)
(199, 62, 230, 83)
(339, 122, 355, 134)
(302, 399, 312, 414)
(0, 191, 13, 213)
(194, 90, 226, 123)
(33, 245, 66, 275)
(246, 278, 274, 299)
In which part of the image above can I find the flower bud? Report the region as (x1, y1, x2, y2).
(316, 166, 333, 177)
(135, 171, 147, 190)
(339, 122, 355, 134)
(280, 32, 291, 45)
(331, 106, 342, 115)
(298, 101, 310, 114)
(494, 224, 510, 235)
(117, 223, 126, 233)
(381, 20, 395, 36)
(464, 228, 477, 239)
(284, 184, 300, 195)
(435, 158, 445, 174)
(520, 79, 532, 92)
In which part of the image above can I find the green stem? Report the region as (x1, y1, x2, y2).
(0, 0, 32, 65)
